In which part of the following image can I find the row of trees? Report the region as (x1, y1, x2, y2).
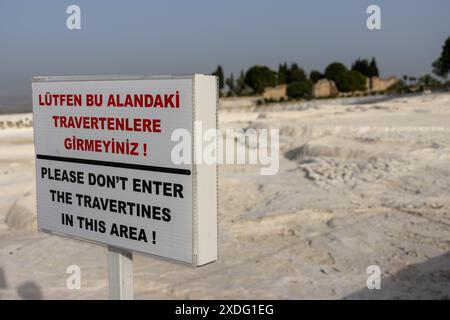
(212, 57, 380, 99)
(212, 36, 450, 100)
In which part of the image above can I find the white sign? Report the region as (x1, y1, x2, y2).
(32, 75, 217, 266)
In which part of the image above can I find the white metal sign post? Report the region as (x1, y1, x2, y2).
(108, 247, 134, 299)
(32, 75, 218, 299)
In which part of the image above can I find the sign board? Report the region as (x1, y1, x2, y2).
(32, 75, 217, 267)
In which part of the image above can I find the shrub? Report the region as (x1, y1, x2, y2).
(286, 80, 313, 100)
(336, 70, 367, 92)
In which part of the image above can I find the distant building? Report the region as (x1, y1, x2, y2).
(369, 76, 398, 92)
(313, 79, 338, 98)
(263, 84, 287, 100)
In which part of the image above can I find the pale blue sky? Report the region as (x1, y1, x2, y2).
(0, 0, 449, 97)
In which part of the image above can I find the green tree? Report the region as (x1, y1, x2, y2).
(226, 73, 235, 92)
(432, 37, 450, 78)
(286, 63, 307, 83)
(277, 63, 288, 84)
(244, 65, 276, 94)
(235, 70, 246, 95)
(309, 70, 324, 83)
(368, 57, 379, 77)
(324, 62, 347, 85)
(286, 79, 313, 100)
(336, 70, 367, 92)
(351, 58, 370, 77)
(212, 65, 224, 90)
